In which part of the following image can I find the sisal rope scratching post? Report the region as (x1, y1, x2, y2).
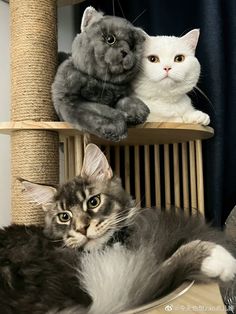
(10, 0, 59, 224)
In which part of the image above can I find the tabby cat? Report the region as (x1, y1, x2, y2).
(19, 144, 236, 314)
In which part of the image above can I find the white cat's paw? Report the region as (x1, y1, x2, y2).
(201, 245, 236, 282)
(183, 110, 210, 126)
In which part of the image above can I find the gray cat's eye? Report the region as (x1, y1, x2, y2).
(57, 211, 72, 224)
(105, 34, 116, 45)
(87, 194, 101, 209)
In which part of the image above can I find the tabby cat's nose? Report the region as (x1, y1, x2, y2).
(78, 226, 88, 236)
(79, 228, 86, 235)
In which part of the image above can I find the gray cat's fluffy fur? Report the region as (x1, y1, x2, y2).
(52, 7, 150, 141)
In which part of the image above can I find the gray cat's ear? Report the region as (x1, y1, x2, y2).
(18, 178, 57, 211)
(134, 28, 147, 43)
(81, 144, 113, 181)
(81, 6, 104, 32)
(181, 29, 200, 51)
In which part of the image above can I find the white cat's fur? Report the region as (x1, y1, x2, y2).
(133, 29, 210, 125)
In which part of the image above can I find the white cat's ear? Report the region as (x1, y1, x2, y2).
(81, 144, 113, 181)
(181, 29, 200, 51)
(81, 6, 104, 32)
(18, 178, 57, 211)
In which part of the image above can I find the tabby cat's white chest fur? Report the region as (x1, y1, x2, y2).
(133, 29, 210, 125)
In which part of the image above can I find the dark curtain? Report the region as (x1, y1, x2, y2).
(75, 0, 236, 226)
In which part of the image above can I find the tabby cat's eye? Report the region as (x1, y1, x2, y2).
(87, 194, 101, 209)
(105, 34, 116, 45)
(57, 211, 72, 223)
(174, 54, 185, 62)
(147, 55, 160, 63)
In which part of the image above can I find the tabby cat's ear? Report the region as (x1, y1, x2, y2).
(81, 144, 113, 181)
(81, 6, 104, 32)
(18, 178, 57, 211)
(181, 29, 200, 51)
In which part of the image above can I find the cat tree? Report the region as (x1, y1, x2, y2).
(0, 0, 225, 313)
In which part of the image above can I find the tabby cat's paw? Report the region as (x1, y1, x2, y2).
(201, 245, 236, 282)
(183, 110, 210, 126)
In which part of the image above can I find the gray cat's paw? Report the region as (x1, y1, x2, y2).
(99, 120, 127, 142)
(127, 103, 150, 125)
(116, 97, 150, 125)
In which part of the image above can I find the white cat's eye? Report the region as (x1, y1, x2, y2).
(174, 54, 185, 62)
(147, 55, 160, 63)
(105, 34, 116, 45)
(57, 211, 72, 224)
(87, 194, 101, 210)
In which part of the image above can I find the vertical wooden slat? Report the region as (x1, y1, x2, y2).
(134, 145, 141, 204)
(164, 144, 171, 210)
(189, 141, 197, 214)
(173, 143, 180, 209)
(64, 136, 69, 181)
(114, 146, 120, 177)
(196, 140, 205, 216)
(124, 145, 130, 193)
(144, 145, 151, 207)
(105, 146, 111, 164)
(154, 144, 161, 208)
(182, 142, 190, 213)
(59, 135, 66, 183)
(67, 136, 75, 179)
(74, 135, 84, 176)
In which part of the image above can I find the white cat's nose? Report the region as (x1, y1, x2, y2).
(164, 66, 172, 72)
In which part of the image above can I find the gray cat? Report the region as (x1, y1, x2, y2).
(52, 7, 150, 142)
(21, 144, 236, 314)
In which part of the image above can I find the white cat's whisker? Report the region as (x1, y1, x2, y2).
(194, 86, 214, 106)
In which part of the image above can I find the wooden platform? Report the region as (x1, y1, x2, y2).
(58, 0, 85, 6)
(2, 0, 86, 6)
(0, 121, 214, 145)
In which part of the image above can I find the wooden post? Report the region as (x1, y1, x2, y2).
(10, 0, 59, 224)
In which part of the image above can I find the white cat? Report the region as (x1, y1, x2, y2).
(133, 29, 210, 125)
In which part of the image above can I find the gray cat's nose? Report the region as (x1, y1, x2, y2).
(121, 50, 128, 58)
